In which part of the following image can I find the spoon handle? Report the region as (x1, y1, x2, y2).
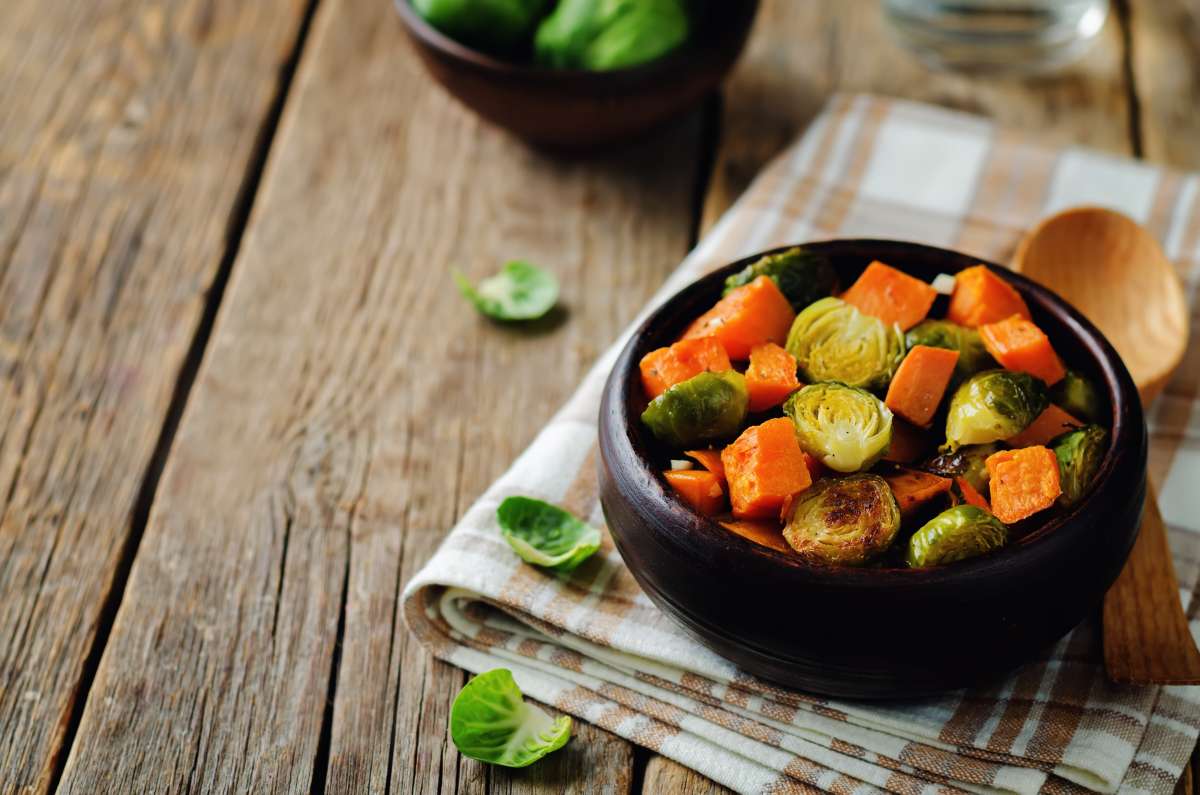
(1103, 488, 1200, 684)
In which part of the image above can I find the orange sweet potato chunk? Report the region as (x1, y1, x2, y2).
(884, 345, 960, 428)
(1006, 404, 1082, 448)
(947, 265, 1032, 328)
(841, 260, 937, 330)
(745, 343, 801, 412)
(882, 417, 936, 464)
(639, 336, 732, 399)
(663, 469, 726, 516)
(979, 315, 1066, 386)
(680, 276, 795, 360)
(684, 448, 726, 485)
(956, 477, 990, 512)
(721, 417, 812, 520)
(883, 468, 952, 518)
(719, 518, 791, 553)
(986, 446, 1062, 524)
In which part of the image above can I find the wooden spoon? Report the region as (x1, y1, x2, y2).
(1013, 206, 1199, 685)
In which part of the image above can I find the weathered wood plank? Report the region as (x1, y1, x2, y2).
(0, 0, 311, 791)
(486, 721, 635, 795)
(54, 0, 703, 789)
(642, 756, 733, 795)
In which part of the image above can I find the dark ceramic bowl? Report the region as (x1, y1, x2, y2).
(393, 1, 759, 149)
(598, 240, 1147, 699)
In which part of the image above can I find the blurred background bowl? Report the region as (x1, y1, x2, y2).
(393, 0, 760, 150)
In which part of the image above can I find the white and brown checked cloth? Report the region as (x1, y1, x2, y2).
(404, 94, 1200, 795)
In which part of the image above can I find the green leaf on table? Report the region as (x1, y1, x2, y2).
(496, 496, 601, 572)
(450, 668, 572, 767)
(454, 261, 558, 321)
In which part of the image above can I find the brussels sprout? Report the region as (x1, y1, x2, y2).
(455, 261, 558, 321)
(783, 383, 893, 473)
(785, 297, 905, 391)
(723, 247, 838, 312)
(944, 370, 1049, 449)
(414, 0, 550, 55)
(451, 669, 571, 767)
(496, 496, 602, 571)
(923, 443, 1001, 496)
(782, 474, 902, 566)
(1051, 369, 1105, 424)
(1051, 424, 1108, 507)
(905, 319, 996, 382)
(641, 370, 748, 448)
(905, 505, 1008, 568)
(534, 0, 690, 71)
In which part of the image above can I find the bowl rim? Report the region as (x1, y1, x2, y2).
(599, 239, 1148, 591)
(392, 0, 761, 83)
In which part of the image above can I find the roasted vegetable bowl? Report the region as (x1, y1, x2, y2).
(597, 239, 1147, 697)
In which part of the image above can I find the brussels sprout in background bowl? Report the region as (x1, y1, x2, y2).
(597, 239, 1147, 698)
(393, 0, 759, 149)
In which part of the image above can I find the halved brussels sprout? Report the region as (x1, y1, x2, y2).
(783, 383, 893, 473)
(450, 669, 571, 767)
(905, 319, 996, 382)
(723, 246, 838, 311)
(905, 505, 1008, 568)
(641, 370, 748, 448)
(496, 496, 602, 572)
(944, 370, 1049, 449)
(782, 474, 902, 566)
(1051, 424, 1108, 507)
(1051, 369, 1105, 424)
(923, 442, 1001, 496)
(785, 297, 905, 391)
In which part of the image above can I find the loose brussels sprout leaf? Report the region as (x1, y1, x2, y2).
(455, 261, 558, 321)
(1051, 424, 1108, 507)
(923, 443, 1001, 496)
(783, 383, 893, 473)
(944, 370, 1048, 449)
(1051, 369, 1105, 424)
(497, 496, 601, 572)
(785, 297, 905, 391)
(782, 474, 901, 566)
(905, 319, 996, 383)
(451, 669, 572, 767)
(534, 0, 690, 71)
(723, 247, 838, 311)
(641, 370, 748, 449)
(414, 0, 550, 55)
(906, 505, 1008, 568)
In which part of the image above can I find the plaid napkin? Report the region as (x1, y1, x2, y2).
(403, 94, 1200, 795)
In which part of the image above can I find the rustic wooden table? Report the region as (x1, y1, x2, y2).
(1, 0, 1198, 792)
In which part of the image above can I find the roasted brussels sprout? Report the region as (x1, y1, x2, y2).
(1051, 424, 1108, 507)
(944, 370, 1049, 449)
(785, 297, 905, 391)
(414, 0, 550, 55)
(783, 383, 893, 473)
(534, 0, 690, 71)
(905, 319, 996, 382)
(723, 247, 838, 312)
(641, 370, 748, 448)
(1051, 369, 1105, 424)
(905, 505, 1008, 568)
(782, 474, 902, 566)
(923, 442, 1001, 495)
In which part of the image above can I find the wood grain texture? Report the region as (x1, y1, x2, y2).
(52, 0, 704, 789)
(0, 0, 310, 791)
(1128, 0, 1200, 170)
(642, 756, 733, 795)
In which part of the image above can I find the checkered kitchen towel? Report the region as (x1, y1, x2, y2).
(404, 94, 1200, 794)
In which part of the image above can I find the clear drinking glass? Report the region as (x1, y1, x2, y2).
(883, 0, 1110, 74)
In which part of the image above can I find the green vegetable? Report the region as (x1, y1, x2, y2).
(534, 0, 690, 71)
(783, 383, 893, 473)
(1051, 369, 1105, 424)
(944, 370, 1048, 449)
(785, 297, 905, 391)
(455, 261, 559, 321)
(450, 669, 572, 767)
(413, 0, 550, 55)
(641, 370, 748, 448)
(497, 496, 602, 571)
(905, 319, 996, 383)
(1051, 424, 1108, 507)
(782, 474, 902, 566)
(723, 246, 838, 312)
(906, 505, 1008, 568)
(923, 443, 1001, 496)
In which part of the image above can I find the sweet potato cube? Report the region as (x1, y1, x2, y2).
(841, 260, 938, 330)
(663, 469, 726, 516)
(986, 446, 1062, 524)
(947, 265, 1031, 328)
(1006, 404, 1082, 448)
(639, 336, 732, 399)
(885, 345, 960, 427)
(680, 276, 795, 360)
(721, 418, 812, 519)
(979, 315, 1066, 385)
(745, 343, 801, 412)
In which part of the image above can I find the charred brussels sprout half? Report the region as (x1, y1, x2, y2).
(1051, 424, 1108, 507)
(1051, 369, 1105, 424)
(905, 320, 996, 383)
(723, 247, 838, 312)
(414, 0, 550, 56)
(905, 505, 1008, 568)
(641, 370, 748, 449)
(924, 442, 1001, 496)
(782, 474, 901, 566)
(534, 0, 690, 71)
(785, 297, 905, 391)
(944, 370, 1048, 449)
(784, 383, 893, 473)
